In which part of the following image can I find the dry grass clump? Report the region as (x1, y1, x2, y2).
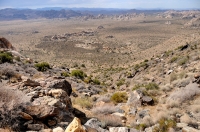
(153, 111, 169, 123)
(161, 84, 173, 92)
(72, 96, 93, 109)
(172, 77, 191, 88)
(0, 85, 30, 131)
(167, 83, 200, 103)
(142, 116, 154, 127)
(96, 114, 123, 128)
(92, 104, 118, 114)
(96, 94, 111, 103)
(0, 85, 30, 110)
(166, 100, 180, 108)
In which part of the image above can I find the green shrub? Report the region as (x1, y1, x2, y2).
(153, 118, 176, 132)
(34, 62, 50, 72)
(116, 79, 125, 87)
(0, 52, 13, 63)
(136, 124, 147, 131)
(93, 78, 101, 85)
(145, 83, 159, 90)
(169, 56, 178, 63)
(111, 92, 128, 104)
(132, 84, 143, 91)
(71, 69, 87, 79)
(134, 60, 149, 71)
(61, 72, 69, 77)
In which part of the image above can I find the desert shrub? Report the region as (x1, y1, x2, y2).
(134, 60, 149, 71)
(92, 78, 101, 85)
(110, 92, 128, 104)
(81, 64, 85, 67)
(0, 52, 13, 63)
(96, 95, 111, 103)
(153, 118, 176, 132)
(71, 69, 87, 79)
(34, 62, 50, 72)
(178, 56, 189, 65)
(73, 97, 92, 109)
(0, 85, 30, 131)
(61, 71, 69, 77)
(161, 84, 172, 92)
(132, 84, 143, 91)
(142, 116, 154, 127)
(92, 105, 118, 114)
(136, 123, 147, 131)
(96, 115, 123, 128)
(168, 83, 200, 103)
(169, 56, 178, 63)
(145, 83, 159, 90)
(132, 83, 159, 91)
(170, 73, 178, 83)
(116, 79, 125, 87)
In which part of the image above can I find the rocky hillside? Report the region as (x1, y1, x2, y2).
(1, 37, 200, 132)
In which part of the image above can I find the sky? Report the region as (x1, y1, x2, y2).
(0, 0, 200, 9)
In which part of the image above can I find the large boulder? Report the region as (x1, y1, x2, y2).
(47, 80, 72, 96)
(0, 37, 15, 50)
(24, 105, 59, 119)
(65, 117, 86, 132)
(84, 118, 108, 132)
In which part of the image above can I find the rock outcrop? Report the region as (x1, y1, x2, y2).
(0, 37, 15, 50)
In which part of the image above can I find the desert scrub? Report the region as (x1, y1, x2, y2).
(110, 92, 128, 104)
(116, 79, 125, 87)
(169, 56, 178, 63)
(145, 83, 159, 90)
(71, 69, 87, 80)
(92, 78, 101, 85)
(136, 124, 147, 131)
(170, 73, 178, 83)
(178, 56, 189, 65)
(61, 71, 69, 77)
(153, 118, 176, 132)
(73, 97, 92, 109)
(132, 83, 159, 91)
(0, 51, 13, 63)
(34, 62, 50, 72)
(134, 60, 149, 71)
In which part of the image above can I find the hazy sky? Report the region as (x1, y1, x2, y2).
(0, 0, 200, 9)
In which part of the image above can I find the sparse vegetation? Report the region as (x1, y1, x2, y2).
(61, 71, 70, 77)
(153, 118, 176, 132)
(73, 96, 93, 109)
(110, 92, 128, 104)
(71, 69, 87, 79)
(34, 62, 50, 71)
(0, 52, 13, 64)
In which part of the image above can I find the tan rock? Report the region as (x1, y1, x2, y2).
(53, 127, 64, 132)
(65, 117, 86, 132)
(19, 112, 33, 120)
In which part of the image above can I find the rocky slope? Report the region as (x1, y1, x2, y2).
(1, 35, 200, 132)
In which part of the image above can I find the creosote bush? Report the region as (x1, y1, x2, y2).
(132, 83, 159, 91)
(71, 69, 87, 80)
(110, 92, 128, 104)
(34, 62, 50, 72)
(0, 52, 13, 64)
(153, 118, 176, 132)
(61, 71, 69, 77)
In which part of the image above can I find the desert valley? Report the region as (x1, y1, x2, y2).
(0, 8, 200, 132)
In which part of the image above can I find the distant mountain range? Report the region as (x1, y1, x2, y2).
(1, 7, 196, 20)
